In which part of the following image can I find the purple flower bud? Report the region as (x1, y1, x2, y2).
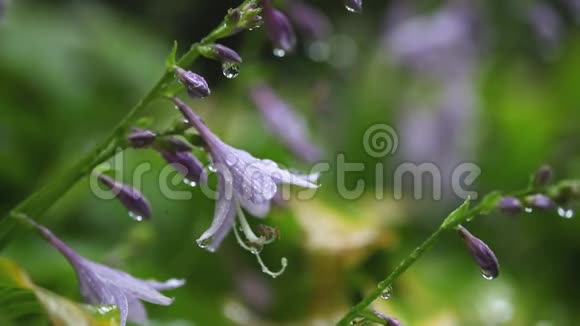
(36, 223, 184, 326)
(344, 0, 363, 13)
(286, 1, 332, 40)
(156, 136, 193, 152)
(497, 196, 523, 215)
(458, 226, 500, 280)
(159, 150, 205, 185)
(199, 44, 242, 63)
(174, 67, 210, 99)
(373, 310, 402, 326)
(98, 174, 152, 220)
(526, 194, 554, 210)
(262, 0, 297, 55)
(128, 128, 156, 148)
(533, 164, 553, 187)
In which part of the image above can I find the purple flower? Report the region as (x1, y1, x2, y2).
(250, 84, 321, 163)
(128, 128, 157, 148)
(36, 224, 184, 326)
(344, 0, 363, 13)
(286, 0, 332, 40)
(159, 150, 206, 186)
(172, 96, 319, 251)
(156, 136, 193, 152)
(174, 67, 210, 99)
(526, 194, 554, 210)
(497, 196, 523, 215)
(262, 0, 297, 55)
(533, 164, 553, 187)
(458, 226, 500, 280)
(97, 174, 152, 221)
(373, 310, 402, 326)
(199, 44, 242, 63)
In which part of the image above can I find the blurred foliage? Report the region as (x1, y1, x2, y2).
(1, 0, 580, 325)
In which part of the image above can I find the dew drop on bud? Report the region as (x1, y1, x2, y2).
(208, 164, 217, 173)
(557, 207, 575, 219)
(183, 178, 197, 187)
(481, 270, 496, 280)
(524, 207, 533, 213)
(128, 211, 143, 222)
(379, 285, 392, 300)
(221, 62, 240, 79)
(196, 237, 211, 249)
(273, 48, 286, 57)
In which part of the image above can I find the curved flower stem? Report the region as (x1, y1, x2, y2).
(2, 0, 255, 232)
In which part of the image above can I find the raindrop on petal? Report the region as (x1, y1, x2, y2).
(128, 211, 144, 222)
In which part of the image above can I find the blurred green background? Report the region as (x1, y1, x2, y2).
(1, 0, 580, 325)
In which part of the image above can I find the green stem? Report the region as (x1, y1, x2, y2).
(337, 202, 488, 326)
(2, 1, 251, 229)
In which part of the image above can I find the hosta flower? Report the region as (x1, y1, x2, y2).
(36, 224, 184, 326)
(250, 84, 321, 163)
(286, 0, 332, 40)
(172, 96, 319, 251)
(97, 174, 152, 221)
(262, 0, 296, 55)
(458, 226, 500, 280)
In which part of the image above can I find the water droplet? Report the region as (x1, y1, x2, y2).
(344, 3, 361, 13)
(183, 118, 189, 124)
(379, 285, 392, 299)
(557, 207, 575, 219)
(128, 211, 143, 222)
(481, 270, 496, 280)
(183, 178, 197, 187)
(221, 62, 240, 79)
(197, 237, 211, 249)
(273, 48, 286, 57)
(208, 164, 217, 172)
(524, 207, 533, 213)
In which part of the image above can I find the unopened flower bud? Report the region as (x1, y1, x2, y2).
(344, 0, 363, 13)
(373, 310, 402, 326)
(174, 67, 210, 99)
(159, 150, 205, 185)
(526, 193, 554, 210)
(262, 0, 296, 54)
(156, 136, 193, 152)
(97, 174, 152, 220)
(458, 226, 500, 280)
(533, 164, 553, 187)
(199, 44, 242, 63)
(128, 128, 156, 148)
(497, 196, 523, 215)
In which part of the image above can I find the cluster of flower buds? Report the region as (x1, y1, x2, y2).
(97, 173, 152, 221)
(496, 165, 577, 218)
(226, 1, 263, 32)
(457, 226, 500, 280)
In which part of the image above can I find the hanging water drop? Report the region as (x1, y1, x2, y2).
(183, 178, 197, 187)
(128, 211, 143, 222)
(273, 48, 286, 57)
(379, 285, 393, 299)
(481, 270, 496, 280)
(208, 164, 217, 173)
(196, 237, 211, 249)
(524, 207, 533, 213)
(557, 207, 575, 219)
(221, 62, 240, 79)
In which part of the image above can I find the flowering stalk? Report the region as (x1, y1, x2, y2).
(337, 174, 579, 325)
(2, 0, 260, 239)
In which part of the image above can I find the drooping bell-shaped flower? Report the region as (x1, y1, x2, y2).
(286, 0, 332, 40)
(458, 226, 500, 280)
(97, 174, 152, 221)
(174, 67, 211, 99)
(262, 0, 297, 55)
(36, 223, 184, 326)
(250, 84, 321, 163)
(171, 96, 319, 251)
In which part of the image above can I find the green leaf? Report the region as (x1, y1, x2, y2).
(134, 116, 154, 129)
(441, 197, 471, 229)
(165, 40, 178, 69)
(478, 191, 502, 215)
(0, 258, 120, 325)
